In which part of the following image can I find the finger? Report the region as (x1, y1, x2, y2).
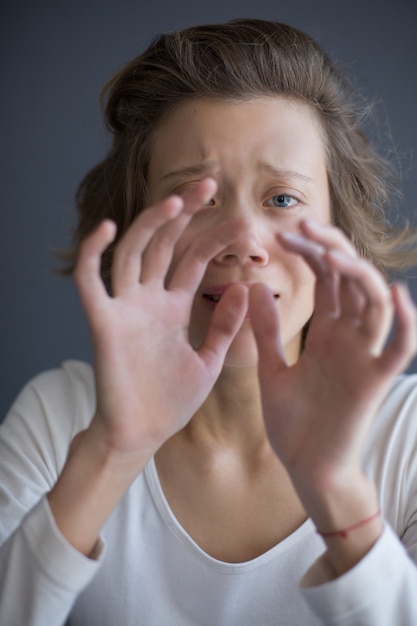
(249, 283, 287, 374)
(139, 179, 217, 284)
(198, 283, 249, 371)
(379, 283, 417, 375)
(338, 275, 366, 322)
(111, 195, 184, 296)
(74, 220, 116, 316)
(278, 232, 338, 316)
(300, 220, 357, 256)
(326, 250, 393, 350)
(168, 217, 250, 294)
(178, 178, 217, 216)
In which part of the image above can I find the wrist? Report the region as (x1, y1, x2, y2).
(78, 413, 159, 474)
(300, 469, 383, 576)
(48, 419, 154, 557)
(316, 509, 381, 539)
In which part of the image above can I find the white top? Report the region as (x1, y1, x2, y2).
(1, 360, 417, 625)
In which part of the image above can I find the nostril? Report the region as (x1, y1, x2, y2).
(249, 252, 269, 266)
(213, 245, 269, 267)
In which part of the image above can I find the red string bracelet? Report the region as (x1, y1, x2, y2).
(316, 510, 381, 539)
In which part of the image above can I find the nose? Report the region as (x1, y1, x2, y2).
(212, 218, 269, 267)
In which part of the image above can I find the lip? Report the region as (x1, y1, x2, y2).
(203, 282, 247, 296)
(201, 282, 280, 310)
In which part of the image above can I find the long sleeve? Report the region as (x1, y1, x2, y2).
(0, 361, 100, 626)
(0, 497, 102, 626)
(300, 524, 417, 624)
(299, 374, 417, 624)
(1, 366, 417, 625)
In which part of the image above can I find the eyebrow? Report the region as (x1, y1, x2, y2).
(161, 161, 218, 181)
(160, 160, 314, 184)
(257, 162, 314, 184)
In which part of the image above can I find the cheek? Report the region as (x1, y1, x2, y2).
(166, 227, 200, 283)
(171, 213, 211, 261)
(168, 213, 217, 281)
(282, 256, 317, 317)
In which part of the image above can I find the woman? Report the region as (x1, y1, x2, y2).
(1, 19, 417, 625)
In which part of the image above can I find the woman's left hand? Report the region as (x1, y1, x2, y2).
(249, 220, 417, 565)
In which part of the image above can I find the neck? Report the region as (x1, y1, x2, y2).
(182, 365, 271, 457)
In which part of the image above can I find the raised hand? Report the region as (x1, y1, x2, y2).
(74, 179, 249, 457)
(249, 220, 417, 505)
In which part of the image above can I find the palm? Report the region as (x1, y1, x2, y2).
(257, 316, 389, 472)
(249, 223, 417, 489)
(74, 180, 248, 453)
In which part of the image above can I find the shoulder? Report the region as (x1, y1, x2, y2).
(373, 374, 417, 434)
(365, 374, 417, 532)
(0, 362, 96, 519)
(382, 373, 417, 407)
(2, 360, 96, 453)
(366, 373, 417, 454)
(28, 360, 95, 419)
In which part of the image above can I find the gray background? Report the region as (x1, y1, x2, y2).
(1, 0, 417, 421)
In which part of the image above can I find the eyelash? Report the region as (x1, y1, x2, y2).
(202, 194, 299, 208)
(263, 194, 299, 209)
(174, 184, 300, 210)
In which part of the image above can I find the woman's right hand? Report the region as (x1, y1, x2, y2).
(49, 180, 248, 557)
(74, 179, 248, 460)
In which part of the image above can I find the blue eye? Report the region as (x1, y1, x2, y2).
(269, 194, 297, 208)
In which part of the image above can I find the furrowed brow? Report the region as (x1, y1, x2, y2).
(161, 161, 219, 182)
(258, 162, 314, 184)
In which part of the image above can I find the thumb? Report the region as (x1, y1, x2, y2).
(198, 283, 249, 371)
(249, 283, 287, 374)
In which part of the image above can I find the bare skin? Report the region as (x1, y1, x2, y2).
(48, 97, 417, 582)
(48, 179, 251, 556)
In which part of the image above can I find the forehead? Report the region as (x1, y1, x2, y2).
(148, 96, 327, 183)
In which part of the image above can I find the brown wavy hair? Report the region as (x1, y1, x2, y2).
(63, 18, 417, 285)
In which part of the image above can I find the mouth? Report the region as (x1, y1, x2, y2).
(202, 285, 280, 309)
(203, 293, 223, 304)
(201, 292, 224, 310)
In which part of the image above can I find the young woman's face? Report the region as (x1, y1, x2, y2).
(147, 97, 331, 367)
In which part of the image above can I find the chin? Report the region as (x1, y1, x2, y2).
(189, 319, 258, 368)
(222, 325, 260, 369)
(190, 315, 303, 369)
(224, 325, 303, 369)
(223, 349, 259, 369)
